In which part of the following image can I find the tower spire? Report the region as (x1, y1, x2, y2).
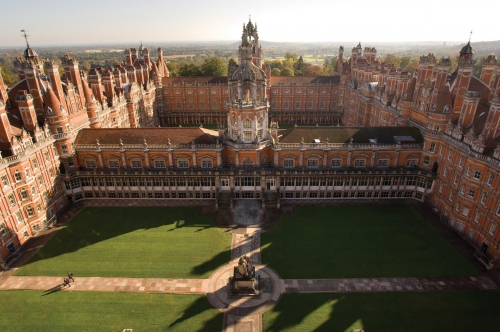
(21, 29, 29, 48)
(469, 29, 473, 43)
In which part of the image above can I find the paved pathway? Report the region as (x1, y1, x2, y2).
(283, 276, 497, 293)
(0, 275, 207, 294)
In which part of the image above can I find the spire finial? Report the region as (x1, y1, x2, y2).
(21, 29, 29, 48)
(469, 30, 473, 43)
(249, 15, 251, 21)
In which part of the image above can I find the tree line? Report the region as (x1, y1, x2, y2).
(0, 51, 494, 88)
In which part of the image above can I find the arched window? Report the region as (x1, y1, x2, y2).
(176, 100, 181, 110)
(296, 100, 301, 109)
(271, 100, 277, 109)
(320, 99, 325, 109)
(212, 100, 218, 109)
(200, 100, 205, 110)
(284, 99, 289, 109)
(164, 101, 169, 110)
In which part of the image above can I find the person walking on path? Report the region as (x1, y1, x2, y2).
(67, 272, 74, 282)
(62, 278, 70, 288)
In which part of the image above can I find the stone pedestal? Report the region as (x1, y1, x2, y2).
(229, 266, 259, 296)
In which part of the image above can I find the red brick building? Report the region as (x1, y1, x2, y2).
(1, 19, 499, 268)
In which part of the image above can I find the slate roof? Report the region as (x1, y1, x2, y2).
(161, 76, 228, 85)
(279, 126, 423, 144)
(74, 127, 218, 146)
(270, 76, 340, 85)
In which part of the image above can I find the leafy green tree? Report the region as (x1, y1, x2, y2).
(271, 68, 282, 76)
(400, 56, 412, 69)
(301, 63, 325, 76)
(382, 54, 401, 67)
(201, 57, 228, 76)
(178, 63, 202, 77)
(281, 67, 294, 76)
(0, 65, 18, 87)
(295, 56, 304, 70)
(268, 60, 283, 69)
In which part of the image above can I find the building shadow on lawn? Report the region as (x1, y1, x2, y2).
(168, 296, 223, 329)
(190, 248, 232, 276)
(14, 206, 223, 271)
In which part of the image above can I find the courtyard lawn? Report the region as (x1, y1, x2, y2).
(0, 290, 222, 332)
(263, 291, 500, 332)
(261, 206, 478, 278)
(14, 207, 231, 278)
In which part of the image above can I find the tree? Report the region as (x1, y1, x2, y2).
(271, 68, 282, 76)
(268, 60, 283, 69)
(300, 63, 325, 76)
(0, 65, 18, 88)
(400, 56, 412, 69)
(201, 56, 228, 76)
(281, 68, 294, 76)
(178, 63, 202, 77)
(295, 56, 304, 71)
(382, 54, 401, 67)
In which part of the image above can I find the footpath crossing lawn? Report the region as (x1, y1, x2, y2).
(14, 207, 232, 278)
(261, 206, 478, 278)
(0, 290, 222, 332)
(263, 291, 500, 332)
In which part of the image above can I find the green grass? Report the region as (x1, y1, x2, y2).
(261, 206, 478, 278)
(0, 290, 222, 332)
(15, 207, 231, 278)
(264, 291, 500, 332)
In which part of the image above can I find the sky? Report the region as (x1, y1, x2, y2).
(0, 0, 496, 47)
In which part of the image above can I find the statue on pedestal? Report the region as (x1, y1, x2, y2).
(229, 255, 258, 296)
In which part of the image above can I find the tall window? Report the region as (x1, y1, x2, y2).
(212, 100, 217, 109)
(284, 99, 289, 109)
(243, 118, 252, 142)
(176, 100, 181, 110)
(1, 175, 8, 186)
(200, 100, 205, 110)
(296, 100, 301, 109)
(307, 99, 313, 109)
(320, 99, 325, 109)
